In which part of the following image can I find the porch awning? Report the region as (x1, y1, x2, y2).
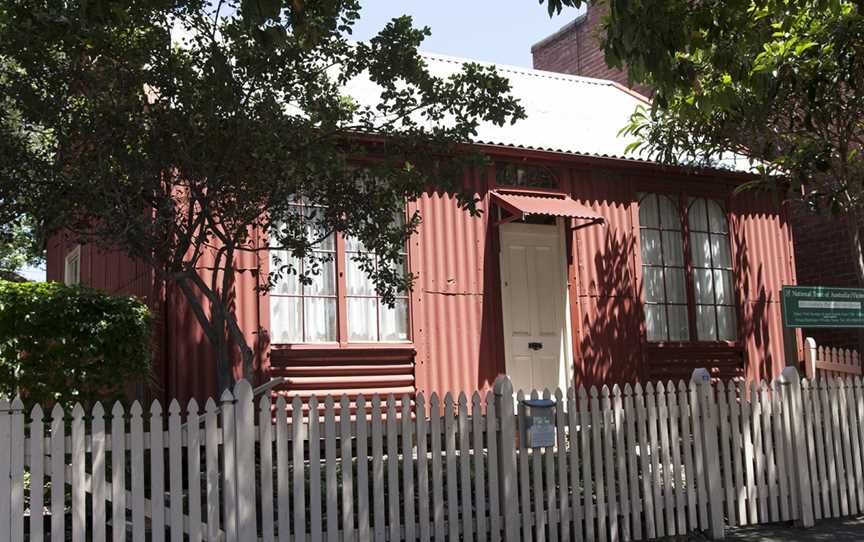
(490, 189, 605, 226)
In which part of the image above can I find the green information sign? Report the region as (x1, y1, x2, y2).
(781, 286, 864, 328)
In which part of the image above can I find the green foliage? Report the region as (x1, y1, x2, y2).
(0, 280, 152, 409)
(0, 57, 45, 278)
(0, 217, 43, 279)
(0, 1, 525, 388)
(540, 1, 864, 215)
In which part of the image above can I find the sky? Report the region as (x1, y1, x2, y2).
(350, 1, 583, 68)
(21, 2, 582, 282)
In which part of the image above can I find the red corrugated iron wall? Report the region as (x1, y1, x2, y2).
(46, 235, 154, 300)
(566, 165, 798, 386)
(730, 192, 800, 382)
(411, 167, 505, 397)
(254, 167, 503, 400)
(267, 347, 415, 400)
(46, 157, 802, 402)
(567, 167, 643, 386)
(162, 245, 265, 403)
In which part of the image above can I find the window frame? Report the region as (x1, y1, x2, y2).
(64, 245, 81, 286)
(268, 213, 413, 348)
(637, 191, 741, 346)
(686, 197, 737, 342)
(638, 193, 691, 342)
(343, 234, 410, 343)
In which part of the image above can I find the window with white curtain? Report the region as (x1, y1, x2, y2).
(269, 200, 337, 343)
(639, 193, 690, 342)
(345, 236, 409, 342)
(639, 193, 738, 343)
(688, 198, 737, 341)
(269, 201, 410, 344)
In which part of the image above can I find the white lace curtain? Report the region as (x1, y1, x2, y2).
(639, 193, 737, 343)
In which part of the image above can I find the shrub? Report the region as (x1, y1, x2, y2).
(0, 280, 153, 408)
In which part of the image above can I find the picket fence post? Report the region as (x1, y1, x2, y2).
(221, 388, 238, 542)
(691, 369, 725, 539)
(804, 338, 818, 381)
(494, 376, 519, 542)
(0, 398, 11, 541)
(234, 380, 257, 542)
(780, 366, 816, 527)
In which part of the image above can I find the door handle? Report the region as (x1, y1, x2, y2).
(528, 342, 543, 351)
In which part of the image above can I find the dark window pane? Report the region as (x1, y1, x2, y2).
(496, 163, 558, 188)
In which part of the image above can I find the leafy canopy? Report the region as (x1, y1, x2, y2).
(541, 1, 864, 212)
(0, 58, 45, 279)
(0, 1, 525, 388)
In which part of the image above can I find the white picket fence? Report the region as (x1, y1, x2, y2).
(3, 366, 864, 541)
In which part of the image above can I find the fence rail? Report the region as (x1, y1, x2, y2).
(3, 367, 863, 541)
(804, 336, 863, 380)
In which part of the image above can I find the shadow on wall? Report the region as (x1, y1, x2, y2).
(162, 264, 268, 405)
(576, 227, 641, 387)
(412, 179, 505, 397)
(733, 209, 776, 383)
(477, 199, 506, 392)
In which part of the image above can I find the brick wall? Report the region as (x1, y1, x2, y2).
(530, 4, 651, 97)
(789, 203, 862, 349)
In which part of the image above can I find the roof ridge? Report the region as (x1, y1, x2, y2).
(417, 50, 615, 88)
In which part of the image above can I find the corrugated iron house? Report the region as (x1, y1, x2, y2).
(47, 53, 799, 403)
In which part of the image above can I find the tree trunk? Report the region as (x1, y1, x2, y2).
(225, 309, 255, 382)
(211, 309, 234, 393)
(174, 273, 253, 394)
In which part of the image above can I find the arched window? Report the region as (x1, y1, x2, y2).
(688, 198, 736, 341)
(639, 194, 689, 341)
(638, 193, 738, 343)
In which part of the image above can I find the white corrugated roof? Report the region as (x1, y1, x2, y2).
(345, 51, 754, 173)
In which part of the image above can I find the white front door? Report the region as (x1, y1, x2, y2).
(499, 222, 571, 394)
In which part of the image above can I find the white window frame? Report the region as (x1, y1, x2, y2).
(64, 245, 81, 285)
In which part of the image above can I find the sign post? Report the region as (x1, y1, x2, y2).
(781, 286, 864, 366)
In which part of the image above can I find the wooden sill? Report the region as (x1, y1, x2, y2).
(271, 342, 415, 352)
(644, 341, 743, 350)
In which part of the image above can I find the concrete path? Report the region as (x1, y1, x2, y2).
(724, 516, 864, 541)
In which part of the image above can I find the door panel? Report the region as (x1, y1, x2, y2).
(507, 245, 532, 335)
(500, 223, 569, 394)
(535, 245, 560, 335)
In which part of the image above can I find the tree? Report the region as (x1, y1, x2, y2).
(0, 219, 43, 282)
(0, 59, 45, 280)
(541, 0, 864, 284)
(0, 1, 525, 391)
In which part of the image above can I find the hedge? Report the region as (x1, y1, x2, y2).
(0, 280, 153, 408)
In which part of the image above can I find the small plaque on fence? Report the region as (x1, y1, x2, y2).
(522, 398, 556, 448)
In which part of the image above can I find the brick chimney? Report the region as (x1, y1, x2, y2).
(531, 4, 651, 97)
